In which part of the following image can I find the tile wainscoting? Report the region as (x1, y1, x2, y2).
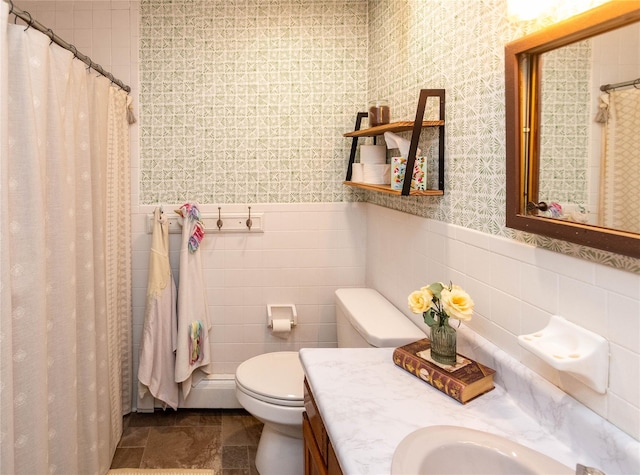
(365, 203, 639, 441)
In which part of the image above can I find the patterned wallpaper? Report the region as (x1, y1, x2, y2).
(139, 0, 367, 204)
(364, 0, 515, 235)
(539, 41, 591, 205)
(139, 0, 638, 272)
(363, 0, 637, 273)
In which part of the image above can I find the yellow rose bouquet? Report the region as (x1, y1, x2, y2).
(408, 282, 474, 365)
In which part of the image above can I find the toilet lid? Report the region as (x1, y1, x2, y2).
(235, 352, 304, 406)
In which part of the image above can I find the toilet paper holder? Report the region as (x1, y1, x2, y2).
(267, 304, 297, 328)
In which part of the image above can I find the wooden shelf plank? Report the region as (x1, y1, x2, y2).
(343, 181, 444, 196)
(343, 120, 444, 138)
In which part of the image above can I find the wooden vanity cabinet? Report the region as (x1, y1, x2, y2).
(303, 378, 344, 475)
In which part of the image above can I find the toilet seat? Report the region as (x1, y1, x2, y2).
(235, 351, 304, 407)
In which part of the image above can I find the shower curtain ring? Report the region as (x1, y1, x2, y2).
(18, 10, 32, 30)
(86, 59, 93, 71)
(70, 44, 78, 59)
(47, 28, 55, 45)
(8, 0, 14, 15)
(634, 79, 640, 90)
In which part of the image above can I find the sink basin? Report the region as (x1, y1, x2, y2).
(391, 425, 574, 475)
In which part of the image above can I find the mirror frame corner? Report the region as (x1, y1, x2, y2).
(504, 2, 640, 259)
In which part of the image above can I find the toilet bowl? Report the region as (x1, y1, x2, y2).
(234, 289, 425, 474)
(235, 351, 304, 475)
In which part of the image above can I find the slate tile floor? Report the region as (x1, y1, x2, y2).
(110, 409, 262, 474)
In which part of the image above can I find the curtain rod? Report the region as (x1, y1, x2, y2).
(600, 77, 640, 92)
(4, 0, 131, 93)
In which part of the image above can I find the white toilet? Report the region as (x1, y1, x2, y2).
(234, 288, 425, 475)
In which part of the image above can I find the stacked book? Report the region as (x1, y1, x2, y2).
(393, 338, 496, 404)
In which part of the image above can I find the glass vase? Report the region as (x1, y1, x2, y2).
(430, 319, 457, 365)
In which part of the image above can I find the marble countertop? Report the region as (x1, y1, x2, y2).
(299, 345, 637, 475)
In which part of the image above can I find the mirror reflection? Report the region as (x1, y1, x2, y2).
(537, 23, 640, 234)
(505, 2, 640, 258)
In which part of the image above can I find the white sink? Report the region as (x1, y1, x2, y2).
(391, 425, 574, 475)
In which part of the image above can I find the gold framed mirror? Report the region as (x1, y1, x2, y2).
(505, 2, 640, 259)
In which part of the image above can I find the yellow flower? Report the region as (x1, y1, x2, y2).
(408, 288, 434, 314)
(440, 286, 474, 321)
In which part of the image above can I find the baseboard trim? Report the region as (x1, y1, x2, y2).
(179, 374, 242, 409)
(136, 374, 242, 412)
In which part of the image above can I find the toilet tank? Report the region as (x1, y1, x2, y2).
(335, 288, 425, 348)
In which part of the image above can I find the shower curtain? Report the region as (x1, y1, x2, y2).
(0, 3, 132, 474)
(599, 87, 640, 234)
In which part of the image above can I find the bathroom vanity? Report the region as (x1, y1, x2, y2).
(303, 378, 343, 475)
(299, 328, 640, 475)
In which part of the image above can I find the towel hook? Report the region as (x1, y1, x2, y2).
(246, 206, 252, 230)
(527, 201, 549, 213)
(217, 207, 223, 230)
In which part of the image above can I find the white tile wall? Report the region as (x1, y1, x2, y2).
(131, 202, 367, 382)
(365, 203, 640, 440)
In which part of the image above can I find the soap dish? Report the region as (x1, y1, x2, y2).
(518, 316, 609, 394)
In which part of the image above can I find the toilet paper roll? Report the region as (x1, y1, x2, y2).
(363, 164, 391, 185)
(271, 319, 292, 333)
(351, 163, 364, 183)
(360, 145, 386, 164)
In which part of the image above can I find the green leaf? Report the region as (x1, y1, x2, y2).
(428, 282, 444, 300)
(423, 310, 437, 327)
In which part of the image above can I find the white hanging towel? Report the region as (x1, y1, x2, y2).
(138, 207, 179, 409)
(175, 203, 213, 400)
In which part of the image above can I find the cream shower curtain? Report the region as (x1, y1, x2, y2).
(0, 3, 132, 474)
(599, 87, 640, 234)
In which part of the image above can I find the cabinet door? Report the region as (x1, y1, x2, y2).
(303, 412, 328, 475)
(328, 442, 343, 475)
(304, 379, 328, 460)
